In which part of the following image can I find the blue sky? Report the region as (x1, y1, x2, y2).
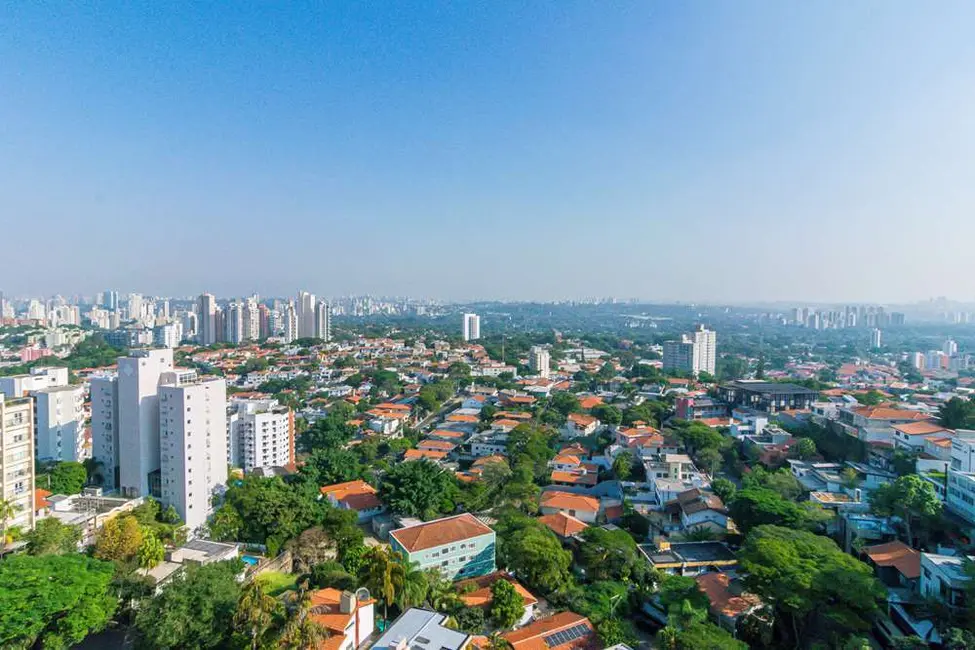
(2, 2, 974, 302)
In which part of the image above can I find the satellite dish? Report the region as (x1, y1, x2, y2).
(355, 587, 371, 602)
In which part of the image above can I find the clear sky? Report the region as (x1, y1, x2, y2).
(2, 2, 974, 303)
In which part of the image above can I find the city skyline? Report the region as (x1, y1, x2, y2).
(3, 3, 975, 302)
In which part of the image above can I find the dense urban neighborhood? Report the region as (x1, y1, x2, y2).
(2, 294, 975, 649)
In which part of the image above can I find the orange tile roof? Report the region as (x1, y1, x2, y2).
(695, 573, 762, 619)
(567, 413, 597, 427)
(472, 455, 507, 468)
(540, 491, 599, 513)
(537, 512, 589, 538)
(551, 470, 598, 486)
(418, 439, 457, 451)
(578, 396, 603, 409)
(494, 419, 523, 428)
(863, 540, 921, 579)
(447, 414, 479, 423)
(892, 421, 950, 437)
(503, 612, 596, 650)
(552, 453, 582, 466)
(34, 488, 52, 511)
(457, 571, 538, 608)
(404, 448, 448, 461)
(853, 406, 934, 421)
(430, 429, 466, 439)
(495, 411, 533, 420)
(390, 513, 494, 552)
(308, 588, 376, 636)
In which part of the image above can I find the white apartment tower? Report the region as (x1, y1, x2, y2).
(870, 328, 883, 349)
(314, 300, 331, 341)
(663, 325, 717, 376)
(529, 346, 551, 378)
(225, 301, 244, 344)
(0, 368, 86, 463)
(463, 313, 481, 341)
(227, 398, 294, 473)
(159, 375, 228, 531)
(0, 393, 35, 533)
(198, 293, 218, 345)
(691, 325, 717, 376)
(297, 291, 317, 339)
(242, 297, 260, 341)
(283, 302, 299, 343)
(117, 349, 175, 497)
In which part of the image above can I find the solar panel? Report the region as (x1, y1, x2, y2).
(543, 624, 590, 647)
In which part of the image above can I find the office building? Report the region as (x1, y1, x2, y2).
(198, 293, 218, 345)
(870, 328, 882, 349)
(462, 313, 481, 341)
(227, 398, 294, 472)
(389, 513, 496, 580)
(529, 346, 551, 378)
(0, 393, 35, 533)
(159, 375, 228, 531)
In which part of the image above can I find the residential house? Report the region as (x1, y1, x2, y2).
(695, 572, 763, 635)
(561, 413, 600, 439)
(920, 551, 974, 608)
(861, 541, 921, 591)
(640, 540, 738, 576)
(539, 491, 600, 524)
(308, 588, 376, 650)
(892, 421, 953, 453)
(404, 448, 449, 463)
(456, 572, 537, 627)
(663, 488, 728, 535)
(502, 612, 599, 650)
(371, 608, 471, 650)
(389, 513, 496, 580)
(320, 480, 384, 523)
(675, 397, 729, 421)
(538, 512, 589, 541)
(836, 405, 935, 445)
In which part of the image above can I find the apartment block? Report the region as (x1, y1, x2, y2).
(0, 393, 35, 533)
(227, 398, 294, 472)
(0, 367, 87, 462)
(389, 513, 496, 580)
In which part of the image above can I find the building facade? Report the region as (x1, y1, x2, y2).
(462, 313, 481, 342)
(389, 513, 496, 580)
(0, 393, 35, 533)
(198, 293, 217, 345)
(529, 346, 551, 378)
(227, 398, 294, 472)
(34, 384, 87, 462)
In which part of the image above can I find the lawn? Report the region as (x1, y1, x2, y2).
(256, 571, 298, 597)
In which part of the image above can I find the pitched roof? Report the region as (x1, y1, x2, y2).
(540, 491, 600, 513)
(472, 455, 507, 468)
(695, 572, 762, 619)
(551, 470, 598, 487)
(578, 396, 603, 409)
(503, 612, 597, 650)
(863, 540, 921, 579)
(892, 421, 950, 437)
(456, 571, 538, 608)
(390, 513, 494, 553)
(308, 588, 376, 637)
(404, 448, 448, 461)
(418, 439, 457, 451)
(537, 512, 589, 538)
(567, 413, 598, 427)
(852, 406, 934, 421)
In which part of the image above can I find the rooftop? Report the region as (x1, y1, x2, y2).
(503, 612, 597, 650)
(721, 380, 818, 395)
(372, 608, 470, 650)
(390, 513, 494, 553)
(863, 541, 921, 580)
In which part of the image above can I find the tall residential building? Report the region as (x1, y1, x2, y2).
(159, 375, 228, 530)
(127, 293, 144, 322)
(242, 297, 260, 342)
(258, 304, 272, 339)
(463, 313, 481, 341)
(1, 367, 90, 464)
(103, 290, 119, 311)
(297, 291, 317, 339)
(153, 322, 183, 349)
(225, 301, 244, 344)
(870, 328, 883, 349)
(0, 393, 35, 533)
(283, 302, 299, 343)
(663, 325, 717, 376)
(117, 349, 175, 497)
(227, 398, 294, 473)
(529, 346, 551, 378)
(183, 311, 198, 341)
(198, 293, 218, 345)
(944, 339, 959, 357)
(315, 301, 331, 341)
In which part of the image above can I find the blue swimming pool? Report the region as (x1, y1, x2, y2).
(241, 555, 260, 566)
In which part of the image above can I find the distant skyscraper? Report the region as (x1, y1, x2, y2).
(944, 338, 958, 357)
(463, 313, 481, 341)
(297, 291, 316, 339)
(198, 293, 217, 345)
(870, 328, 883, 349)
(127, 293, 143, 322)
(663, 325, 716, 376)
(225, 301, 244, 344)
(283, 302, 299, 343)
(242, 297, 260, 341)
(103, 290, 119, 311)
(691, 325, 717, 376)
(314, 301, 331, 341)
(529, 346, 551, 378)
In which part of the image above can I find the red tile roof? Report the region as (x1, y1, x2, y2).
(863, 540, 921, 579)
(390, 513, 494, 553)
(503, 612, 597, 650)
(537, 512, 589, 538)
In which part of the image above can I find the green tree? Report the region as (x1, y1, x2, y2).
(379, 459, 457, 519)
(0, 554, 117, 649)
(494, 510, 572, 593)
(742, 466, 803, 500)
(301, 448, 365, 485)
(94, 514, 144, 562)
(577, 526, 640, 582)
(233, 580, 282, 650)
(310, 561, 357, 591)
(396, 563, 429, 610)
(279, 583, 330, 650)
(490, 579, 525, 629)
(0, 497, 20, 545)
(612, 451, 634, 480)
(869, 474, 942, 548)
(135, 560, 243, 649)
(26, 517, 81, 555)
(591, 404, 622, 426)
(362, 546, 407, 621)
(795, 437, 817, 460)
(729, 487, 832, 535)
(216, 476, 320, 554)
(940, 397, 975, 429)
(454, 606, 486, 634)
(138, 528, 165, 569)
(738, 525, 884, 647)
(711, 478, 737, 504)
(47, 461, 88, 494)
(550, 392, 581, 416)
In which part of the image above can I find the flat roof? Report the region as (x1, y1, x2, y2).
(721, 381, 818, 395)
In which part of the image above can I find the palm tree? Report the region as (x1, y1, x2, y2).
(234, 580, 281, 650)
(0, 498, 19, 549)
(486, 632, 512, 650)
(280, 581, 329, 650)
(396, 562, 429, 610)
(425, 570, 462, 614)
(363, 547, 406, 622)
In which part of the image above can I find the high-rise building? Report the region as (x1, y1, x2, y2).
(153, 322, 183, 349)
(870, 329, 883, 349)
(315, 301, 331, 341)
(0, 392, 35, 533)
(117, 349, 175, 497)
(258, 304, 272, 340)
(283, 302, 299, 343)
(1, 368, 85, 464)
(462, 313, 481, 341)
(225, 301, 244, 344)
(182, 311, 198, 341)
(663, 325, 716, 376)
(297, 291, 316, 339)
(198, 293, 217, 345)
(159, 375, 228, 531)
(529, 346, 551, 378)
(103, 290, 119, 311)
(227, 398, 294, 473)
(127, 293, 144, 322)
(242, 297, 260, 342)
(944, 339, 959, 357)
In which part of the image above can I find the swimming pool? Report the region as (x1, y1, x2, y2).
(241, 555, 260, 566)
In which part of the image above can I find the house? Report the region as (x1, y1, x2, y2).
(664, 488, 728, 534)
(456, 572, 538, 627)
(462, 395, 488, 411)
(837, 405, 935, 445)
(418, 439, 458, 455)
(561, 413, 600, 439)
(639, 540, 737, 576)
(695, 572, 763, 634)
(539, 491, 601, 523)
(578, 396, 603, 410)
(372, 608, 471, 650)
(308, 588, 376, 650)
(861, 541, 921, 590)
(920, 551, 974, 608)
(503, 612, 599, 650)
(538, 512, 590, 540)
(389, 513, 496, 580)
(550, 467, 599, 488)
(716, 380, 819, 413)
(320, 480, 384, 522)
(892, 422, 953, 453)
(675, 397, 729, 421)
(404, 449, 449, 463)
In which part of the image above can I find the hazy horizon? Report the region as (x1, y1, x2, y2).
(3, 3, 975, 302)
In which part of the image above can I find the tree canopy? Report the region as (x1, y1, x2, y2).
(379, 459, 457, 520)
